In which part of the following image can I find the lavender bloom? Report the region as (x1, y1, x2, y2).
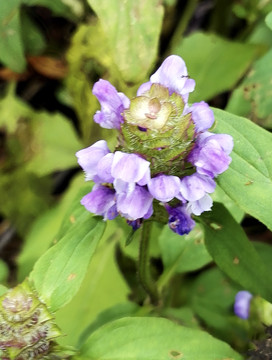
(93, 79, 130, 129)
(77, 55, 233, 235)
(76, 140, 111, 182)
(81, 185, 118, 220)
(111, 152, 151, 185)
(137, 55, 195, 101)
(187, 194, 213, 216)
(117, 185, 153, 220)
(188, 132, 233, 177)
(148, 174, 181, 202)
(186, 101, 215, 132)
(179, 173, 216, 202)
(234, 291, 253, 319)
(166, 205, 195, 236)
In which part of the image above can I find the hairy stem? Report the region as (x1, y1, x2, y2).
(138, 221, 159, 305)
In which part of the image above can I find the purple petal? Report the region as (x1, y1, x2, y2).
(137, 81, 152, 96)
(117, 185, 153, 220)
(187, 194, 213, 216)
(81, 185, 118, 220)
(180, 173, 216, 201)
(187, 101, 215, 132)
(76, 140, 110, 181)
(148, 174, 180, 202)
(96, 153, 114, 183)
(93, 79, 130, 129)
(111, 152, 151, 185)
(166, 204, 195, 236)
(188, 132, 233, 177)
(150, 55, 195, 97)
(234, 291, 253, 320)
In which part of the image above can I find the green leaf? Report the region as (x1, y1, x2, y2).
(55, 220, 129, 347)
(86, 0, 164, 83)
(17, 174, 86, 281)
(266, 11, 272, 30)
(26, 111, 83, 176)
(158, 224, 211, 279)
(173, 32, 261, 102)
(202, 203, 272, 302)
(21, 11, 46, 55)
(80, 317, 242, 360)
(226, 48, 272, 128)
(29, 211, 106, 311)
(213, 108, 272, 230)
(190, 267, 250, 349)
(0, 0, 26, 72)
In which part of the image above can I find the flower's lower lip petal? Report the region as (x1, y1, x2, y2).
(148, 174, 180, 202)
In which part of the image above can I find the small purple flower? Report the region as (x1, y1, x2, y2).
(166, 204, 195, 235)
(186, 101, 215, 133)
(179, 173, 216, 202)
(188, 132, 233, 177)
(93, 79, 130, 129)
(76, 140, 111, 181)
(111, 151, 151, 185)
(187, 194, 213, 216)
(81, 184, 118, 220)
(117, 185, 153, 220)
(148, 174, 181, 202)
(137, 55, 195, 100)
(234, 291, 253, 320)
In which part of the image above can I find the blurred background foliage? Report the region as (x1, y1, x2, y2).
(1, 0, 272, 354)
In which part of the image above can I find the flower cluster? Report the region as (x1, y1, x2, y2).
(76, 55, 233, 235)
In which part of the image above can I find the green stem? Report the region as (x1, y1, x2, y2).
(167, 0, 200, 53)
(138, 221, 159, 305)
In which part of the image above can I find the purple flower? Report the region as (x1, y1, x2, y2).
(81, 184, 118, 220)
(93, 79, 130, 129)
(137, 55, 195, 101)
(76, 140, 111, 181)
(188, 132, 233, 177)
(234, 291, 253, 319)
(187, 194, 213, 216)
(117, 185, 153, 220)
(166, 204, 195, 235)
(148, 174, 181, 202)
(186, 101, 215, 133)
(179, 173, 216, 202)
(111, 152, 151, 185)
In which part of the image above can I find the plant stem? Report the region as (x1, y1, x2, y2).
(138, 221, 159, 306)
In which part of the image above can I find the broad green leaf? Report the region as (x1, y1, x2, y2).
(87, 0, 164, 83)
(213, 108, 272, 230)
(226, 48, 272, 128)
(81, 317, 242, 360)
(190, 267, 249, 349)
(17, 174, 86, 281)
(173, 32, 261, 102)
(26, 111, 83, 176)
(211, 185, 244, 223)
(55, 220, 129, 346)
(158, 224, 212, 281)
(266, 11, 272, 30)
(0, 0, 26, 72)
(202, 203, 272, 302)
(29, 211, 106, 311)
(21, 11, 46, 55)
(78, 302, 140, 347)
